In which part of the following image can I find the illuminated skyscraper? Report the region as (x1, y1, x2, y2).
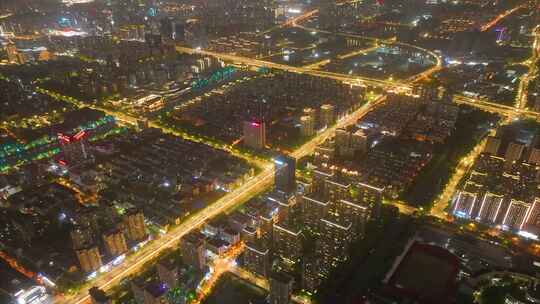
(303, 107, 317, 124)
(76, 245, 102, 272)
(267, 190, 298, 223)
(338, 199, 369, 239)
(355, 182, 383, 219)
(484, 136, 501, 155)
(274, 154, 296, 194)
(302, 254, 319, 291)
(244, 241, 270, 277)
(311, 169, 334, 195)
(299, 115, 315, 137)
(529, 148, 540, 165)
(316, 216, 353, 281)
(269, 271, 294, 304)
(302, 195, 329, 232)
(259, 212, 274, 247)
(335, 128, 368, 158)
(6, 44, 18, 64)
(122, 208, 147, 242)
(326, 178, 350, 206)
(180, 231, 207, 271)
(273, 221, 302, 263)
(502, 199, 530, 230)
(320, 104, 335, 127)
(505, 142, 525, 163)
(243, 120, 266, 149)
(102, 229, 128, 257)
(452, 190, 478, 219)
(157, 258, 179, 288)
(70, 225, 94, 250)
(476, 192, 504, 224)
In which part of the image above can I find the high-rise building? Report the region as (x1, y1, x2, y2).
(320, 104, 335, 127)
(335, 128, 350, 156)
(122, 208, 147, 242)
(180, 231, 207, 271)
(71, 225, 94, 250)
(303, 107, 317, 124)
(173, 21, 186, 41)
(273, 221, 302, 263)
(356, 182, 384, 219)
(338, 199, 369, 239)
(476, 192, 504, 224)
(267, 190, 298, 223)
(484, 137, 501, 155)
(76, 245, 102, 273)
(244, 241, 270, 277)
(452, 190, 478, 219)
(243, 120, 266, 149)
(351, 129, 368, 153)
(299, 115, 315, 137)
(505, 142, 525, 163)
(274, 154, 296, 194)
(269, 271, 294, 304)
(242, 226, 258, 243)
(157, 258, 179, 288)
(302, 254, 320, 291)
(524, 197, 540, 231)
(335, 128, 368, 158)
(259, 212, 274, 247)
(316, 216, 353, 280)
(89, 287, 111, 304)
(58, 131, 92, 167)
(6, 44, 19, 63)
(311, 169, 334, 195)
(102, 229, 128, 257)
(325, 178, 351, 212)
(502, 199, 530, 230)
(302, 195, 329, 232)
(313, 144, 335, 166)
(533, 95, 540, 112)
(528, 147, 540, 165)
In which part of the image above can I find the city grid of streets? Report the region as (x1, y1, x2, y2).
(2, 1, 540, 303)
(50, 5, 540, 303)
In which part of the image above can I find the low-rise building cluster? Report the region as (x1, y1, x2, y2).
(171, 72, 364, 146)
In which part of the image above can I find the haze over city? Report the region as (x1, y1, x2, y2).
(0, 1, 540, 304)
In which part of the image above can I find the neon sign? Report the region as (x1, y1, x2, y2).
(192, 66, 237, 90)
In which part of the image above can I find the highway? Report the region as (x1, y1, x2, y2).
(294, 23, 443, 74)
(336, 44, 381, 60)
(453, 95, 540, 121)
(176, 44, 540, 121)
(515, 25, 540, 110)
(480, 4, 525, 32)
(176, 45, 414, 90)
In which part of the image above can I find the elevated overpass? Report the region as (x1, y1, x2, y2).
(176, 45, 540, 121)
